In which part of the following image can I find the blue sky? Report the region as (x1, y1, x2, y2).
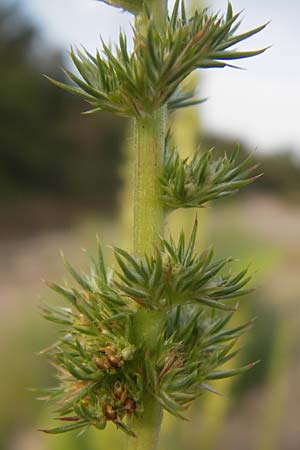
(14, 0, 300, 153)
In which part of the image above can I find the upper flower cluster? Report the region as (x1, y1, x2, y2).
(49, 1, 267, 117)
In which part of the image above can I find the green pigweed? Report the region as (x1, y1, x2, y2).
(40, 1, 267, 449)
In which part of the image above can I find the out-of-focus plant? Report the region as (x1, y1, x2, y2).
(255, 318, 298, 450)
(40, 1, 267, 449)
(0, 3, 125, 217)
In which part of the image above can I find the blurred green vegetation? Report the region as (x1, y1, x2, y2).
(0, 4, 127, 231)
(0, 3, 300, 450)
(202, 134, 300, 203)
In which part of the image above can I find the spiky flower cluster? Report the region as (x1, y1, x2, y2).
(49, 1, 267, 117)
(161, 142, 261, 211)
(40, 0, 267, 439)
(115, 221, 253, 311)
(41, 225, 256, 435)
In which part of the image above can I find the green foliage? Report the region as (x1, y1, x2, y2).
(50, 1, 267, 117)
(0, 4, 125, 211)
(41, 231, 256, 435)
(161, 140, 261, 211)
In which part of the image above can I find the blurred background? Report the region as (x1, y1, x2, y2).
(0, 1, 299, 450)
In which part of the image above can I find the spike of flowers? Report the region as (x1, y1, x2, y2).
(41, 236, 256, 435)
(40, 0, 268, 448)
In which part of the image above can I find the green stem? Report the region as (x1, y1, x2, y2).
(148, 0, 168, 30)
(126, 393, 163, 450)
(126, 310, 164, 450)
(133, 108, 166, 256)
(129, 2, 167, 449)
(133, 0, 168, 256)
(135, 0, 168, 34)
(130, 104, 166, 450)
(129, 109, 166, 450)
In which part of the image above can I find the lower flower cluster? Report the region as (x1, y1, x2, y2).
(40, 228, 256, 435)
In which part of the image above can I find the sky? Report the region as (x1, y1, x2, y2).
(13, 0, 300, 153)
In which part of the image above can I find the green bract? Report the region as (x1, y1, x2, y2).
(48, 1, 268, 117)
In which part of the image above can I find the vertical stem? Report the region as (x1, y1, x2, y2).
(150, 0, 168, 30)
(133, 0, 168, 256)
(135, 0, 168, 35)
(126, 393, 163, 450)
(133, 108, 166, 256)
(128, 2, 168, 450)
(130, 102, 166, 450)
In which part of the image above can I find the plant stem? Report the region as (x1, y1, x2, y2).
(126, 393, 163, 450)
(133, 0, 168, 257)
(133, 108, 166, 256)
(149, 0, 168, 30)
(135, 0, 168, 34)
(129, 2, 168, 449)
(130, 96, 166, 450)
(126, 309, 163, 450)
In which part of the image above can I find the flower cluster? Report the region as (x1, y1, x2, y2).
(41, 229, 256, 435)
(161, 141, 261, 211)
(115, 220, 253, 311)
(48, 2, 267, 117)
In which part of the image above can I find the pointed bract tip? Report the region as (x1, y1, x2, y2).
(247, 359, 261, 369)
